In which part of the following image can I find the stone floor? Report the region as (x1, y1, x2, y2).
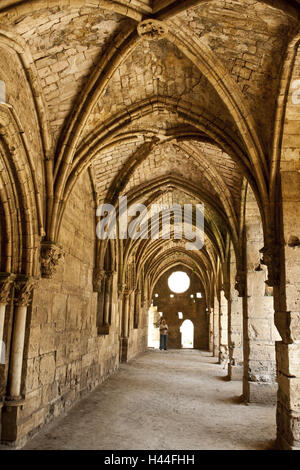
(23, 349, 276, 450)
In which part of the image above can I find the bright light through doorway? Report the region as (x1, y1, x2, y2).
(180, 319, 194, 348)
(168, 271, 190, 293)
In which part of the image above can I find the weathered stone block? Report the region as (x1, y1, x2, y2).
(39, 324, 56, 355)
(39, 354, 55, 386)
(247, 381, 277, 404)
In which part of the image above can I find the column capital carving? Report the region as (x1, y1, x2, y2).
(105, 270, 114, 281)
(118, 283, 129, 297)
(93, 268, 106, 292)
(235, 271, 246, 297)
(40, 241, 64, 279)
(0, 273, 16, 304)
(14, 276, 38, 307)
(259, 243, 280, 286)
(222, 282, 230, 301)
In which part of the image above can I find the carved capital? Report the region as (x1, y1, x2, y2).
(93, 268, 106, 292)
(118, 283, 127, 297)
(235, 271, 246, 297)
(105, 270, 114, 281)
(137, 19, 168, 41)
(222, 282, 230, 301)
(14, 277, 38, 307)
(0, 273, 16, 304)
(259, 243, 280, 286)
(40, 241, 64, 278)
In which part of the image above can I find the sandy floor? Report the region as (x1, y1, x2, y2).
(24, 349, 276, 450)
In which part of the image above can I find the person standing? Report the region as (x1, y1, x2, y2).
(159, 319, 168, 351)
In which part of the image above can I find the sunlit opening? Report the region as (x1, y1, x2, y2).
(180, 319, 194, 348)
(148, 306, 160, 349)
(168, 271, 190, 293)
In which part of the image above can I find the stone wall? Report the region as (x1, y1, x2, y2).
(1, 170, 148, 446)
(127, 296, 148, 361)
(276, 40, 300, 450)
(152, 267, 208, 350)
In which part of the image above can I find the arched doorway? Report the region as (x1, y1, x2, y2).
(180, 320, 194, 349)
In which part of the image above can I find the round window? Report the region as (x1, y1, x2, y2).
(168, 271, 190, 294)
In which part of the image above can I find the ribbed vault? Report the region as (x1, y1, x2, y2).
(0, 0, 299, 448)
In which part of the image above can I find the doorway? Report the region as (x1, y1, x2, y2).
(180, 319, 194, 348)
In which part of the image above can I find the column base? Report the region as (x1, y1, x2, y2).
(1, 401, 23, 445)
(228, 364, 243, 381)
(243, 380, 277, 404)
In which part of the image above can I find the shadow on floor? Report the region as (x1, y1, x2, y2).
(215, 375, 230, 381)
(215, 394, 245, 405)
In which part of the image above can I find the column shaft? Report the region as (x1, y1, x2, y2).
(9, 305, 27, 398)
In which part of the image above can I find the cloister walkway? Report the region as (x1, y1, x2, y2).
(24, 350, 276, 450)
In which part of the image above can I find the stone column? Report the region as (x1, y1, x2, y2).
(93, 268, 105, 333)
(219, 289, 228, 365)
(118, 284, 130, 363)
(103, 271, 113, 332)
(208, 307, 214, 353)
(123, 293, 130, 339)
(243, 188, 278, 403)
(109, 271, 118, 327)
(243, 268, 278, 402)
(1, 277, 37, 445)
(213, 295, 220, 358)
(228, 248, 243, 380)
(8, 277, 37, 400)
(134, 289, 141, 329)
(0, 303, 5, 354)
(0, 274, 15, 362)
(0, 274, 15, 411)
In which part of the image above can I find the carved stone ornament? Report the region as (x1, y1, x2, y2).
(118, 283, 127, 297)
(137, 19, 168, 41)
(93, 268, 106, 292)
(220, 281, 230, 300)
(14, 277, 38, 307)
(40, 241, 64, 279)
(0, 273, 16, 304)
(259, 244, 280, 287)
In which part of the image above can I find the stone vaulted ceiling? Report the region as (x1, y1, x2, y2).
(0, 0, 299, 287)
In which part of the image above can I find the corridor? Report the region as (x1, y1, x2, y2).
(24, 350, 275, 451)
